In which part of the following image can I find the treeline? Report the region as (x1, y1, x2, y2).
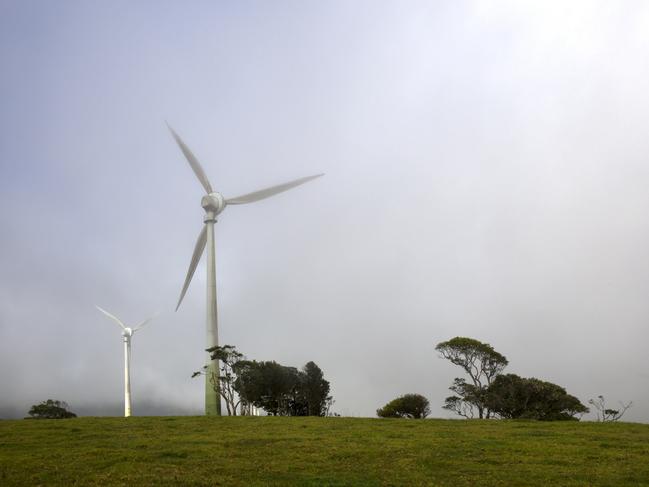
(25, 339, 630, 422)
(377, 336, 631, 421)
(194, 345, 332, 417)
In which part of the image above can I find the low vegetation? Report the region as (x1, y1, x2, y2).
(376, 393, 430, 418)
(26, 399, 76, 419)
(589, 395, 633, 422)
(1, 416, 648, 486)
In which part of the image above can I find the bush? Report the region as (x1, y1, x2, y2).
(27, 400, 77, 419)
(377, 394, 430, 419)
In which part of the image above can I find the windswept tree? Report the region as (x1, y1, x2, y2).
(588, 395, 632, 422)
(377, 394, 430, 419)
(435, 337, 508, 419)
(192, 345, 248, 416)
(27, 400, 76, 419)
(485, 374, 588, 420)
(442, 378, 483, 419)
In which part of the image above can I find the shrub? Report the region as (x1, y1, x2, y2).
(27, 400, 77, 419)
(377, 394, 430, 419)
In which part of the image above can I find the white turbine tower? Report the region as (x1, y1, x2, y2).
(167, 124, 323, 416)
(96, 306, 156, 417)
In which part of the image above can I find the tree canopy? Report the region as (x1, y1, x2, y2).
(485, 374, 588, 420)
(435, 337, 508, 387)
(235, 360, 331, 416)
(27, 400, 76, 419)
(235, 360, 299, 416)
(193, 346, 332, 417)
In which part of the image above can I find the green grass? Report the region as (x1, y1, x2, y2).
(1, 416, 648, 486)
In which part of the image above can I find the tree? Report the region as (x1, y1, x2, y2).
(485, 374, 588, 420)
(300, 361, 331, 417)
(442, 378, 483, 419)
(235, 360, 301, 416)
(27, 400, 76, 419)
(588, 395, 632, 422)
(436, 337, 508, 418)
(234, 360, 333, 416)
(377, 394, 430, 419)
(192, 345, 249, 416)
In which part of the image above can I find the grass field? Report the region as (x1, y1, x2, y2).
(1, 416, 648, 486)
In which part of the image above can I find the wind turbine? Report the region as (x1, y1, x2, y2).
(96, 306, 156, 417)
(167, 123, 323, 416)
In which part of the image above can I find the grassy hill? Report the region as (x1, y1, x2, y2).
(1, 416, 648, 486)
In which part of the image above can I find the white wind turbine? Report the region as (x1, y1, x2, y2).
(96, 306, 156, 417)
(168, 124, 323, 416)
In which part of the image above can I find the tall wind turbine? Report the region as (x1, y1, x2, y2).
(168, 124, 323, 416)
(96, 306, 156, 417)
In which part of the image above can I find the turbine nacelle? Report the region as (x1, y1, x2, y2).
(201, 192, 226, 216)
(95, 305, 156, 336)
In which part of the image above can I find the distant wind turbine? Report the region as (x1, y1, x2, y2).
(96, 306, 156, 417)
(167, 123, 323, 416)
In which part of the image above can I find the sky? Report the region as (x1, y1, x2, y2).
(1, 0, 649, 421)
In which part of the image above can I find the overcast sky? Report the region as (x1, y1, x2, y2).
(1, 0, 649, 421)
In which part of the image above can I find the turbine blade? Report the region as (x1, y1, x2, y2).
(225, 173, 324, 205)
(166, 122, 214, 194)
(95, 305, 126, 330)
(176, 225, 207, 311)
(133, 312, 159, 332)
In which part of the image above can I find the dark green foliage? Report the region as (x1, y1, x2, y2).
(300, 361, 332, 416)
(436, 337, 508, 418)
(193, 347, 332, 417)
(27, 399, 76, 419)
(436, 338, 589, 422)
(485, 374, 588, 420)
(235, 361, 299, 416)
(235, 360, 331, 416)
(377, 393, 430, 418)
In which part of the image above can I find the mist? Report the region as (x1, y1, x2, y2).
(1, 1, 648, 422)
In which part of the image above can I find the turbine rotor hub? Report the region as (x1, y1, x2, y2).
(201, 192, 226, 216)
(122, 328, 133, 338)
